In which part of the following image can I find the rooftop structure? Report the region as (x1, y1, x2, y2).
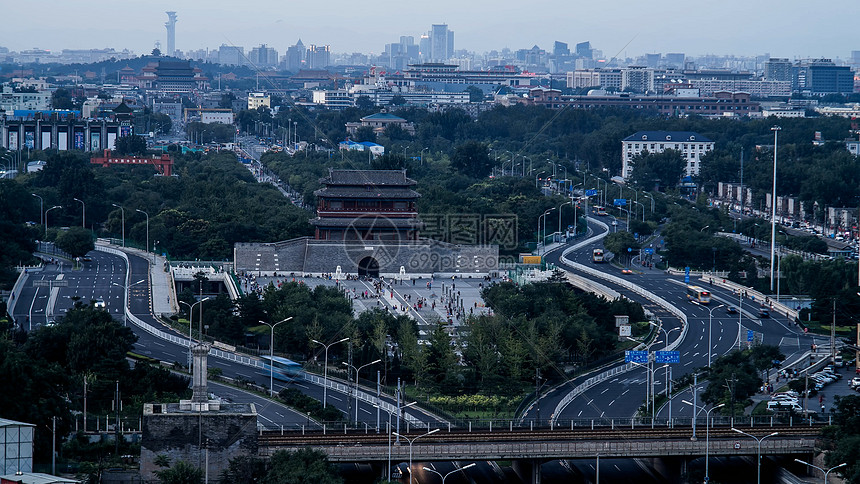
(0, 418, 34, 474)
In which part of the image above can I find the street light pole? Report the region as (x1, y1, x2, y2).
(45, 205, 62, 238)
(73, 198, 85, 228)
(179, 298, 211, 369)
(31, 193, 43, 228)
(694, 302, 724, 367)
(311, 337, 349, 408)
(393, 429, 440, 484)
(111, 203, 125, 247)
(136, 209, 149, 261)
(793, 459, 846, 484)
(375, 401, 417, 482)
(343, 359, 381, 422)
(111, 279, 146, 327)
(683, 401, 724, 483)
(732, 429, 778, 484)
(558, 201, 572, 242)
(770, 125, 781, 291)
(260, 318, 293, 396)
(422, 463, 477, 484)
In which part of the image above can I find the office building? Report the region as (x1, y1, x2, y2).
(801, 59, 854, 94)
(430, 24, 454, 62)
(764, 58, 793, 83)
(621, 67, 655, 93)
(306, 45, 330, 69)
(248, 44, 279, 69)
(217, 44, 244, 66)
(575, 41, 593, 59)
(247, 93, 270, 110)
(284, 40, 305, 72)
(622, 131, 714, 179)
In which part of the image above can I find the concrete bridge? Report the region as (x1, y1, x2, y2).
(258, 425, 820, 483)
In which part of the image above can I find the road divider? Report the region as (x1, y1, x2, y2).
(547, 217, 689, 424)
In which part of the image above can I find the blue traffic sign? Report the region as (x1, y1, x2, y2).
(627, 247, 632, 252)
(642, 248, 655, 255)
(747, 330, 755, 342)
(684, 266, 690, 284)
(586, 189, 598, 196)
(613, 198, 627, 206)
(625, 350, 648, 364)
(656, 351, 680, 364)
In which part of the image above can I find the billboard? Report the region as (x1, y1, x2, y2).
(74, 131, 85, 150)
(91, 132, 100, 151)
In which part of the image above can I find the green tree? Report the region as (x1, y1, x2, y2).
(352, 126, 376, 143)
(220, 455, 267, 483)
(113, 135, 148, 155)
(355, 96, 374, 110)
(54, 226, 94, 260)
(465, 85, 484, 102)
(629, 149, 686, 190)
(603, 231, 639, 258)
(263, 448, 343, 484)
(154, 460, 203, 484)
(451, 141, 492, 178)
(389, 95, 406, 106)
(51, 88, 76, 110)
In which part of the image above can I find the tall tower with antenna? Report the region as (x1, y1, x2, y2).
(165, 11, 178, 57)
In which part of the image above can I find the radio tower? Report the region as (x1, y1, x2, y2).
(165, 11, 178, 57)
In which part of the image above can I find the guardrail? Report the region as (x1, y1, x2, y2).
(549, 217, 689, 424)
(7, 264, 37, 317)
(95, 243, 264, 370)
(301, 373, 424, 427)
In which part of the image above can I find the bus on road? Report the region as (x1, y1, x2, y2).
(260, 355, 304, 382)
(592, 248, 604, 263)
(686, 285, 711, 304)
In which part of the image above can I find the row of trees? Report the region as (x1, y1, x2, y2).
(0, 303, 190, 474)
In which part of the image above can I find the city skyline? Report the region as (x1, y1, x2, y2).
(2, 0, 859, 60)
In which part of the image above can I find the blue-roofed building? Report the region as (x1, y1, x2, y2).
(622, 131, 714, 179)
(345, 110, 415, 136)
(338, 139, 385, 156)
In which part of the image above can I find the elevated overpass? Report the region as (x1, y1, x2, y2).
(258, 424, 820, 483)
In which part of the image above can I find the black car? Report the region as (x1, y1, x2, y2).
(726, 306, 738, 315)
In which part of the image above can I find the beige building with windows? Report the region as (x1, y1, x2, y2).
(622, 131, 714, 179)
(247, 92, 270, 110)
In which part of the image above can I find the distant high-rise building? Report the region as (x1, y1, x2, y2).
(165, 11, 178, 57)
(217, 44, 244, 66)
(553, 41, 570, 57)
(799, 59, 854, 94)
(665, 53, 685, 68)
(249, 44, 278, 69)
(764, 58, 792, 83)
(306, 45, 330, 69)
(851, 51, 860, 65)
(284, 39, 305, 72)
(430, 24, 453, 62)
(419, 34, 431, 61)
(575, 41, 593, 59)
(645, 53, 661, 68)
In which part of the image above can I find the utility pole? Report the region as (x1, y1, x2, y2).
(114, 380, 120, 456)
(535, 368, 541, 425)
(832, 299, 837, 365)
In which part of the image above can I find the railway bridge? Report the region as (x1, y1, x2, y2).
(258, 424, 821, 483)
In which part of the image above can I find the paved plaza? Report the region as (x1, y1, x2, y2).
(239, 274, 496, 339)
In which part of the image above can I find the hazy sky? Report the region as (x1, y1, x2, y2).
(3, 0, 857, 59)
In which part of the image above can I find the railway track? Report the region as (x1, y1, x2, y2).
(259, 424, 824, 446)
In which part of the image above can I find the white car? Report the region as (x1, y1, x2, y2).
(849, 377, 860, 388)
(94, 299, 106, 308)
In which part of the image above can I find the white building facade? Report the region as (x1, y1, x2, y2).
(622, 131, 714, 179)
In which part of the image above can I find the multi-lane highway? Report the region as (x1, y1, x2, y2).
(12, 244, 437, 430)
(533, 216, 818, 422)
